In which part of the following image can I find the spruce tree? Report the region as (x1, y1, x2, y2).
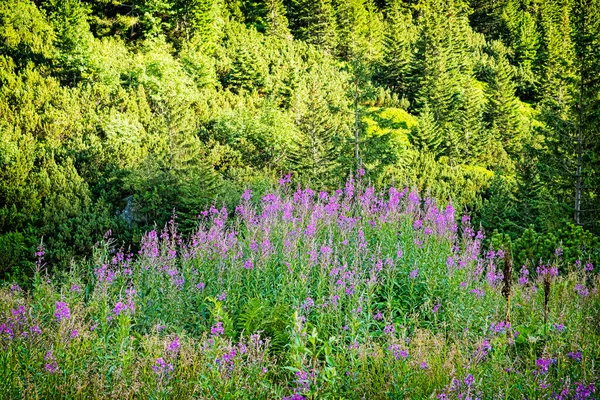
(409, 102, 443, 158)
(485, 40, 523, 157)
(288, 68, 342, 187)
(288, 0, 337, 53)
(265, 0, 291, 38)
(378, 0, 415, 98)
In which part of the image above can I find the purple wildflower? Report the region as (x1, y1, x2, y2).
(568, 351, 582, 362)
(168, 336, 180, 353)
(464, 373, 474, 387)
(152, 357, 174, 376)
(536, 358, 552, 374)
(211, 321, 224, 336)
(383, 324, 395, 334)
(54, 301, 71, 321)
(387, 344, 408, 360)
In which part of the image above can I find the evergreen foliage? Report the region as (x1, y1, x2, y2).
(1, 0, 600, 278)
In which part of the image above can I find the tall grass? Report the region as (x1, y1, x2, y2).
(1, 176, 598, 399)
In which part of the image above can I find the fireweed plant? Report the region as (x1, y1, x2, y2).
(0, 176, 598, 399)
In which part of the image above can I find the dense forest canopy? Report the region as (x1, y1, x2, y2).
(1, 0, 599, 277)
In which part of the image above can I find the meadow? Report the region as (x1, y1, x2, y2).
(1, 176, 598, 399)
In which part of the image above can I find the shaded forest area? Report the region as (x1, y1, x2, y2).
(1, 0, 599, 277)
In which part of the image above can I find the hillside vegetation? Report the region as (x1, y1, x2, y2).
(1, 0, 600, 276)
(1, 181, 598, 398)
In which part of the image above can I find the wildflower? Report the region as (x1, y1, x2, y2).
(568, 351, 582, 362)
(575, 284, 589, 297)
(241, 189, 252, 201)
(301, 297, 314, 311)
(553, 323, 565, 333)
(555, 247, 563, 257)
(464, 373, 474, 387)
(490, 321, 511, 334)
(536, 358, 552, 374)
(44, 351, 58, 374)
(279, 174, 291, 186)
(45, 361, 58, 374)
(574, 382, 595, 399)
(519, 266, 529, 285)
(211, 321, 224, 336)
(243, 259, 254, 270)
(168, 336, 180, 353)
(387, 344, 408, 360)
(113, 301, 127, 317)
(409, 268, 419, 279)
(54, 301, 71, 321)
(295, 370, 312, 393)
(152, 357, 174, 376)
(420, 361, 428, 370)
(217, 292, 227, 302)
(373, 311, 383, 321)
(383, 324, 395, 334)
(432, 303, 441, 313)
(195, 282, 205, 291)
(71, 330, 78, 338)
(470, 288, 484, 298)
(537, 265, 558, 278)
(30, 325, 42, 335)
(474, 339, 491, 361)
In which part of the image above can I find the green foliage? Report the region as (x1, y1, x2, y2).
(0, 0, 55, 67)
(1, 0, 600, 275)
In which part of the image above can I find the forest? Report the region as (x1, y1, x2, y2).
(1, 0, 599, 277)
(1, 1, 600, 398)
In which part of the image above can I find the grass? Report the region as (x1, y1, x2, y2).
(0, 177, 598, 399)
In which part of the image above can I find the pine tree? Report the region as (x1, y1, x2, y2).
(456, 80, 489, 163)
(378, 0, 415, 98)
(265, 0, 291, 38)
(485, 40, 523, 157)
(502, 0, 541, 100)
(409, 102, 443, 158)
(288, 0, 338, 53)
(182, 0, 224, 48)
(43, 0, 94, 85)
(570, 0, 600, 226)
(288, 69, 342, 187)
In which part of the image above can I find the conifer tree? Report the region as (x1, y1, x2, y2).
(43, 0, 94, 84)
(570, 0, 600, 226)
(288, 0, 338, 53)
(458, 81, 489, 163)
(378, 0, 415, 98)
(485, 40, 523, 157)
(502, 0, 540, 100)
(288, 68, 342, 187)
(265, 0, 291, 38)
(409, 102, 443, 158)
